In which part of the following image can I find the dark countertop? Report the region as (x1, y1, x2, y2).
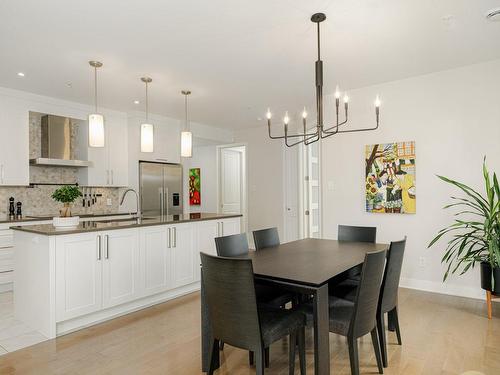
(11, 213, 242, 236)
(0, 212, 133, 225)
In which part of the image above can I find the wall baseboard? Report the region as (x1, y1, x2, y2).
(400, 277, 498, 302)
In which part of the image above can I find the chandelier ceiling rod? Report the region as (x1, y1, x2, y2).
(266, 12, 381, 147)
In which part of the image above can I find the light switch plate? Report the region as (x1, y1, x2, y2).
(106, 198, 112, 206)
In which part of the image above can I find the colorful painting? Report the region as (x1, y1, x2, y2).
(189, 168, 201, 206)
(365, 141, 416, 214)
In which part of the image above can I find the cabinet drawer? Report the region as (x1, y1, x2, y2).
(0, 249, 13, 272)
(0, 230, 14, 248)
(0, 270, 13, 285)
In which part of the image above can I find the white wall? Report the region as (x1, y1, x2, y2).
(320, 59, 500, 300)
(233, 126, 285, 244)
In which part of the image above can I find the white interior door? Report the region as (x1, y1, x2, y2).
(284, 146, 300, 242)
(303, 140, 322, 238)
(219, 148, 242, 214)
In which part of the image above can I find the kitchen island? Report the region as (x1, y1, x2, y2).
(12, 213, 241, 338)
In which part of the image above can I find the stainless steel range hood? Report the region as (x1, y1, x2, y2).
(30, 115, 93, 168)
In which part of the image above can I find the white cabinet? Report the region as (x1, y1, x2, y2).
(55, 233, 102, 321)
(140, 225, 170, 295)
(220, 218, 241, 236)
(77, 115, 129, 187)
(197, 220, 219, 257)
(170, 223, 196, 288)
(55, 229, 139, 321)
(102, 229, 140, 308)
(0, 97, 29, 186)
(128, 115, 181, 165)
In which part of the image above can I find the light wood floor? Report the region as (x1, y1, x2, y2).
(0, 288, 499, 375)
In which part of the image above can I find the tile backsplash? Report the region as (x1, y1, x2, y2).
(0, 112, 121, 217)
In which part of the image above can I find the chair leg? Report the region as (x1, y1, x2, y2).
(487, 290, 492, 320)
(219, 341, 225, 351)
(371, 328, 384, 374)
(387, 309, 396, 332)
(249, 351, 254, 366)
(255, 346, 266, 375)
(208, 339, 219, 375)
(298, 326, 306, 375)
(347, 337, 359, 375)
(392, 307, 402, 345)
(377, 312, 388, 368)
(289, 331, 297, 375)
(265, 347, 270, 368)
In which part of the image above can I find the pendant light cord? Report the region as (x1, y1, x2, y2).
(145, 81, 149, 122)
(184, 94, 189, 131)
(94, 66, 98, 113)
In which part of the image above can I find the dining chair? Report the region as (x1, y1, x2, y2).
(214, 232, 295, 366)
(337, 225, 377, 281)
(253, 227, 280, 250)
(332, 238, 406, 367)
(301, 250, 386, 375)
(201, 252, 306, 375)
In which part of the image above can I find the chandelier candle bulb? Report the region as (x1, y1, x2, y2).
(335, 85, 341, 99)
(266, 108, 272, 119)
(284, 111, 290, 125)
(302, 108, 308, 119)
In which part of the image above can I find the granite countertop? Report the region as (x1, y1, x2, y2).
(0, 212, 133, 224)
(11, 213, 242, 236)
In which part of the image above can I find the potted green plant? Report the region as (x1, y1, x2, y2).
(51, 186, 82, 228)
(428, 159, 500, 295)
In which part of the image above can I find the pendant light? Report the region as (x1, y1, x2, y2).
(88, 61, 105, 147)
(140, 77, 154, 153)
(181, 90, 192, 158)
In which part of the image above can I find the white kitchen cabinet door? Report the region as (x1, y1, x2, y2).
(140, 225, 170, 296)
(195, 220, 219, 281)
(221, 218, 241, 236)
(170, 223, 195, 288)
(0, 100, 29, 186)
(107, 119, 129, 187)
(55, 233, 103, 321)
(102, 229, 140, 308)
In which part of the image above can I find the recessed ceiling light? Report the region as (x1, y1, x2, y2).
(17, 72, 25, 77)
(486, 8, 500, 22)
(134, 100, 140, 104)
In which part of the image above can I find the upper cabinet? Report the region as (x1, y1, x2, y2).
(0, 94, 29, 186)
(128, 115, 181, 165)
(78, 113, 129, 187)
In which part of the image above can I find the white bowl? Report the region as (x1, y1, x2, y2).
(53, 216, 80, 228)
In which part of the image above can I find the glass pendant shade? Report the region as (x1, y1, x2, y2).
(141, 123, 154, 153)
(88, 113, 105, 147)
(181, 131, 192, 157)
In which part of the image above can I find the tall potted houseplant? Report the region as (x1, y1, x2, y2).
(51, 186, 82, 228)
(428, 159, 500, 295)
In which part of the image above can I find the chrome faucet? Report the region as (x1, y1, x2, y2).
(120, 188, 141, 221)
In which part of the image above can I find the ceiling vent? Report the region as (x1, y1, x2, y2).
(486, 8, 500, 22)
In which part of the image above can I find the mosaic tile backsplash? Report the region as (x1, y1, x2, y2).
(0, 112, 121, 218)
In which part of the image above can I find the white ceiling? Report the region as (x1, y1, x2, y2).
(1, 0, 500, 130)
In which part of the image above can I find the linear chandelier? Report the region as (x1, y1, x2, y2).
(266, 13, 381, 147)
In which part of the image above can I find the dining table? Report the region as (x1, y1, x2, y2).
(201, 238, 389, 374)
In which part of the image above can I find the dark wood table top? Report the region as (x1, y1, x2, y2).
(245, 238, 389, 287)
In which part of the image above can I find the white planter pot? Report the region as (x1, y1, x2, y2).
(53, 216, 80, 228)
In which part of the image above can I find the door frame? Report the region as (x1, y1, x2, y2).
(216, 143, 248, 234)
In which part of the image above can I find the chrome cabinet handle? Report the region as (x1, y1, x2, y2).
(105, 235, 109, 259)
(106, 170, 110, 185)
(173, 227, 177, 248)
(221, 221, 224, 235)
(111, 170, 114, 185)
(217, 222, 220, 236)
(167, 228, 171, 248)
(97, 235, 102, 260)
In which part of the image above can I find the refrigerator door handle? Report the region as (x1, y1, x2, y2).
(159, 190, 164, 217)
(164, 187, 169, 217)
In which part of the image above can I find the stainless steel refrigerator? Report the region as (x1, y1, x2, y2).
(139, 161, 183, 217)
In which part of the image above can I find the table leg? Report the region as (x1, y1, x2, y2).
(313, 284, 330, 375)
(201, 269, 219, 372)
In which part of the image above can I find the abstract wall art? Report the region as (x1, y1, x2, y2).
(189, 168, 201, 206)
(365, 141, 416, 214)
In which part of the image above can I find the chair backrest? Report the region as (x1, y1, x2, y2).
(253, 227, 280, 250)
(200, 252, 261, 350)
(215, 233, 249, 257)
(338, 225, 377, 243)
(379, 238, 406, 313)
(350, 249, 387, 338)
